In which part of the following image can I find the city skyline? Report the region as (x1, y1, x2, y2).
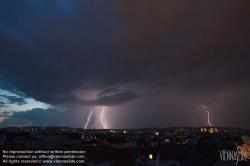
(1, 0, 250, 129)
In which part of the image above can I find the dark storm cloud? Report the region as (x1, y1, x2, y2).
(0, 101, 5, 105)
(0, 0, 250, 128)
(0, 110, 15, 117)
(90, 92, 139, 106)
(0, 78, 27, 98)
(0, 0, 139, 106)
(0, 101, 8, 108)
(111, 0, 250, 128)
(115, 0, 250, 72)
(0, 95, 27, 106)
(96, 87, 120, 97)
(48, 92, 139, 106)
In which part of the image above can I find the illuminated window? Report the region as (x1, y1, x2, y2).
(149, 154, 153, 160)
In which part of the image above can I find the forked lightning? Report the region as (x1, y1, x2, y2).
(84, 109, 93, 129)
(193, 106, 213, 127)
(100, 106, 107, 129)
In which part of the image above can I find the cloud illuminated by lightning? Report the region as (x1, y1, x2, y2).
(84, 109, 93, 129)
(100, 106, 107, 129)
(192, 106, 213, 127)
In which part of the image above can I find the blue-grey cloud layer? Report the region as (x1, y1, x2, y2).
(0, 108, 76, 127)
(0, 95, 27, 106)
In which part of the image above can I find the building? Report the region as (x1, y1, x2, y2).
(102, 137, 128, 148)
(238, 134, 250, 160)
(0, 130, 6, 145)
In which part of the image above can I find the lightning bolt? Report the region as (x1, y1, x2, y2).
(100, 106, 107, 129)
(192, 106, 213, 127)
(204, 110, 212, 126)
(84, 109, 93, 129)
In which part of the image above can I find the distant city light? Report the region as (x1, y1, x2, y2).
(149, 154, 153, 160)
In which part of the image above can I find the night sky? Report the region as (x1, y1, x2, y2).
(1, 0, 250, 129)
